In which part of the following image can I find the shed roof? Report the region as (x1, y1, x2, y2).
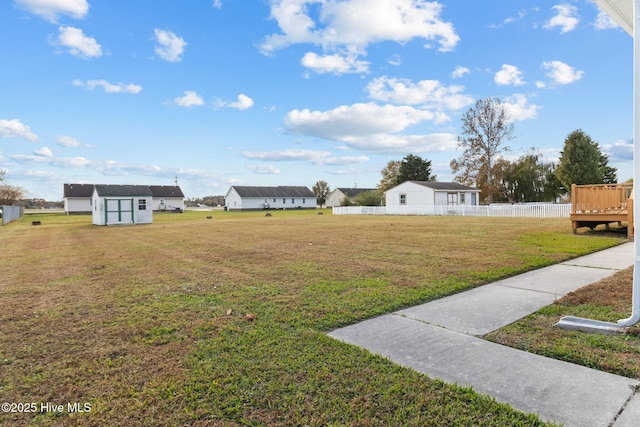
(149, 185, 185, 198)
(63, 183, 94, 198)
(94, 185, 153, 197)
(230, 186, 315, 198)
(404, 181, 480, 192)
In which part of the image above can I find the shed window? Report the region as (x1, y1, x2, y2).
(399, 194, 407, 205)
(138, 199, 147, 210)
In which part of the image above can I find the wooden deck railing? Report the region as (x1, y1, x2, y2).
(571, 183, 634, 239)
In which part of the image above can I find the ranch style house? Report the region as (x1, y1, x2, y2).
(225, 186, 317, 211)
(385, 181, 481, 208)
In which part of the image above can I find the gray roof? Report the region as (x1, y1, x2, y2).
(63, 183, 94, 198)
(94, 185, 153, 197)
(231, 186, 315, 198)
(407, 181, 480, 192)
(337, 188, 377, 198)
(148, 185, 185, 198)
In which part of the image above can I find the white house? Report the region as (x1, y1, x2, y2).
(149, 186, 185, 212)
(63, 183, 94, 215)
(64, 183, 185, 214)
(385, 181, 481, 208)
(326, 188, 377, 207)
(92, 185, 154, 226)
(225, 186, 317, 211)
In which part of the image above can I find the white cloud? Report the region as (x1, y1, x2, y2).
(543, 4, 579, 34)
(451, 66, 469, 79)
(34, 147, 53, 157)
(0, 118, 39, 141)
(602, 139, 633, 162)
(542, 60, 584, 85)
(366, 76, 473, 111)
(228, 94, 254, 110)
(212, 0, 222, 9)
(494, 64, 525, 86)
(301, 51, 370, 74)
(154, 28, 187, 62)
(15, 0, 89, 23)
(242, 149, 332, 162)
(593, 11, 619, 31)
(51, 26, 102, 58)
(283, 102, 457, 153)
(72, 79, 142, 94)
(247, 164, 281, 174)
(261, 0, 459, 74)
(502, 94, 540, 121)
(172, 91, 204, 107)
(56, 135, 90, 147)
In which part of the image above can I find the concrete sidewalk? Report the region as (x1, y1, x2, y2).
(328, 243, 639, 427)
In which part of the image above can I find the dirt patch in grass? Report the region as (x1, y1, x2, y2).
(0, 212, 620, 426)
(486, 267, 640, 379)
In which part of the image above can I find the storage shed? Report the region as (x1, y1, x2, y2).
(92, 185, 153, 225)
(385, 181, 480, 208)
(225, 186, 316, 210)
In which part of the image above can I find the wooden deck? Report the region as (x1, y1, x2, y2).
(570, 183, 634, 239)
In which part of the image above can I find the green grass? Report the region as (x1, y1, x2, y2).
(0, 210, 622, 426)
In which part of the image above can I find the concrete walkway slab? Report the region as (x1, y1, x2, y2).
(329, 315, 639, 427)
(328, 242, 638, 426)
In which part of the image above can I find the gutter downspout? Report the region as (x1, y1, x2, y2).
(619, 0, 640, 327)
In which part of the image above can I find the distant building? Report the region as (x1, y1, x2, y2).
(225, 186, 316, 211)
(385, 181, 481, 208)
(63, 184, 185, 215)
(63, 183, 94, 215)
(326, 187, 377, 207)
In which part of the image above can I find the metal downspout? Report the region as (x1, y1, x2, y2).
(619, 0, 640, 327)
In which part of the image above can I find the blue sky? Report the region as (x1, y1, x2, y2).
(0, 0, 634, 201)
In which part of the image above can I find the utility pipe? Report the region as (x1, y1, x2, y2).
(619, 0, 640, 327)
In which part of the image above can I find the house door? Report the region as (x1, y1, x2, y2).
(105, 198, 134, 225)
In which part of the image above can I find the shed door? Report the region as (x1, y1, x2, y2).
(105, 198, 134, 225)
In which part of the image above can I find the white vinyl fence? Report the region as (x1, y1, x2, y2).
(332, 203, 572, 219)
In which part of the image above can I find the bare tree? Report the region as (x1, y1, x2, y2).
(451, 97, 514, 203)
(0, 170, 26, 205)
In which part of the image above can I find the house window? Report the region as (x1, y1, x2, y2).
(138, 199, 147, 210)
(303, 199, 306, 204)
(273, 198, 276, 203)
(399, 194, 407, 205)
(447, 193, 458, 206)
(283, 198, 286, 204)
(460, 193, 465, 204)
(292, 198, 295, 203)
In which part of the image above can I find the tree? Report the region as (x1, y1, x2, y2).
(377, 160, 401, 193)
(397, 154, 435, 184)
(0, 170, 26, 205)
(497, 151, 562, 203)
(452, 97, 514, 203)
(556, 129, 617, 191)
(354, 190, 383, 206)
(312, 180, 330, 207)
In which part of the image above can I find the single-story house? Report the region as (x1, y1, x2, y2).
(225, 186, 316, 211)
(63, 183, 94, 214)
(385, 181, 481, 207)
(64, 183, 185, 214)
(326, 188, 377, 207)
(148, 185, 185, 212)
(92, 184, 154, 226)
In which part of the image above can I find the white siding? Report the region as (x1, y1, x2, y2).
(326, 189, 347, 207)
(92, 189, 153, 225)
(152, 197, 184, 211)
(386, 182, 435, 207)
(64, 197, 91, 214)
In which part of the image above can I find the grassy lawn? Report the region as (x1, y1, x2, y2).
(0, 210, 625, 426)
